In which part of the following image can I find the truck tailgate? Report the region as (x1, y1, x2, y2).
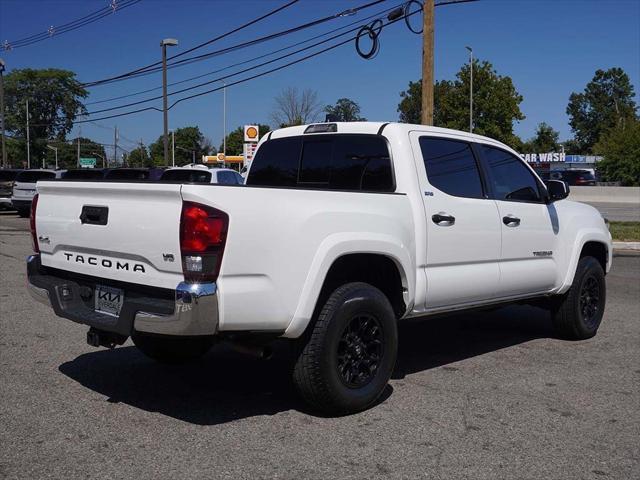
(36, 181, 184, 290)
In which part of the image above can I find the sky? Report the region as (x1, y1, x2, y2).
(1, 0, 639, 157)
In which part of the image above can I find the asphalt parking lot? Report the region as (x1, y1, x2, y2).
(1, 211, 639, 480)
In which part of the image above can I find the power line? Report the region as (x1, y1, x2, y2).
(81, 0, 304, 87)
(2, 0, 142, 51)
(29, 0, 478, 127)
(86, 2, 399, 106)
(81, 0, 387, 88)
(83, 3, 403, 115)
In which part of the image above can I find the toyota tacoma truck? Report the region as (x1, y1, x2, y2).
(26, 122, 612, 414)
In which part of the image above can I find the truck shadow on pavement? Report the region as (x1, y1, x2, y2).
(59, 304, 554, 426)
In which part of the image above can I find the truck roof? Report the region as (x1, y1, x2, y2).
(268, 121, 515, 154)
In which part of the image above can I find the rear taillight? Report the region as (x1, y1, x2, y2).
(30, 193, 39, 253)
(179, 201, 228, 283)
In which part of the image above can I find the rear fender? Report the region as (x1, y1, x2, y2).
(283, 232, 414, 338)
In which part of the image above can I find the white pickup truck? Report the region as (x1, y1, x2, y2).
(27, 122, 611, 414)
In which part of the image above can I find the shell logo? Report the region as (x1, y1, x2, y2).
(246, 126, 258, 139)
(217, 153, 225, 161)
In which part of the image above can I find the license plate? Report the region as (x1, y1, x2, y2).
(94, 285, 124, 317)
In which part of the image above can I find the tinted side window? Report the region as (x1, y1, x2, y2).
(419, 137, 484, 199)
(246, 137, 302, 187)
(233, 172, 244, 184)
(482, 146, 541, 202)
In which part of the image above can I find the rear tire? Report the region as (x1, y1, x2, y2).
(550, 256, 606, 340)
(293, 282, 398, 415)
(131, 332, 214, 364)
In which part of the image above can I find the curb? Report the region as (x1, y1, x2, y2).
(613, 241, 640, 252)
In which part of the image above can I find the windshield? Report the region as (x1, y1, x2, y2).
(15, 171, 56, 183)
(160, 169, 212, 183)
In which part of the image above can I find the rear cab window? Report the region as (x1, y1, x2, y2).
(247, 134, 394, 192)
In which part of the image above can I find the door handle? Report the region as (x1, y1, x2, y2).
(503, 215, 521, 227)
(432, 212, 455, 226)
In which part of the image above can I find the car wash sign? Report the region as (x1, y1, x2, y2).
(520, 152, 566, 163)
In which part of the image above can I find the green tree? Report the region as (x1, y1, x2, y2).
(397, 59, 525, 146)
(397, 80, 421, 124)
(523, 122, 561, 152)
(324, 98, 366, 121)
(123, 146, 150, 167)
(593, 118, 640, 186)
(567, 67, 638, 152)
(149, 126, 213, 166)
(4, 68, 88, 163)
(220, 124, 271, 156)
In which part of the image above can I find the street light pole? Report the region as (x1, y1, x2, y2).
(465, 45, 473, 133)
(161, 38, 178, 166)
(0, 58, 6, 168)
(26, 99, 30, 168)
(46, 145, 58, 169)
(222, 81, 227, 155)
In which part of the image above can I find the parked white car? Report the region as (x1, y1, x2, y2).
(12, 169, 65, 217)
(27, 122, 611, 414)
(160, 167, 244, 185)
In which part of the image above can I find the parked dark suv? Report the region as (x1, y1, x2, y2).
(555, 169, 596, 186)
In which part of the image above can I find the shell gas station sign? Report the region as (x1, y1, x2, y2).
(201, 125, 260, 165)
(244, 125, 259, 142)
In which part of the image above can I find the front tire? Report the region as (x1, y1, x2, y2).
(131, 332, 214, 364)
(551, 256, 606, 340)
(17, 208, 29, 218)
(293, 282, 398, 415)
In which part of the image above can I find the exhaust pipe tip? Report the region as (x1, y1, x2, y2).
(228, 341, 273, 360)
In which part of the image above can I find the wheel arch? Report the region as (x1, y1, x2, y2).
(283, 235, 414, 338)
(558, 233, 611, 294)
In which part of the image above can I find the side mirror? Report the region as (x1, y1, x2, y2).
(545, 180, 570, 202)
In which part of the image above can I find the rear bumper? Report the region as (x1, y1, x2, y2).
(26, 254, 218, 337)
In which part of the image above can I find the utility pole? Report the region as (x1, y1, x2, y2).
(26, 99, 30, 168)
(171, 130, 175, 167)
(466, 46, 473, 133)
(139, 139, 144, 167)
(161, 38, 178, 165)
(0, 58, 6, 168)
(421, 0, 434, 126)
(77, 126, 81, 167)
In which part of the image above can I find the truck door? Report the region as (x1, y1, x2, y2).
(409, 133, 502, 309)
(478, 145, 558, 296)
